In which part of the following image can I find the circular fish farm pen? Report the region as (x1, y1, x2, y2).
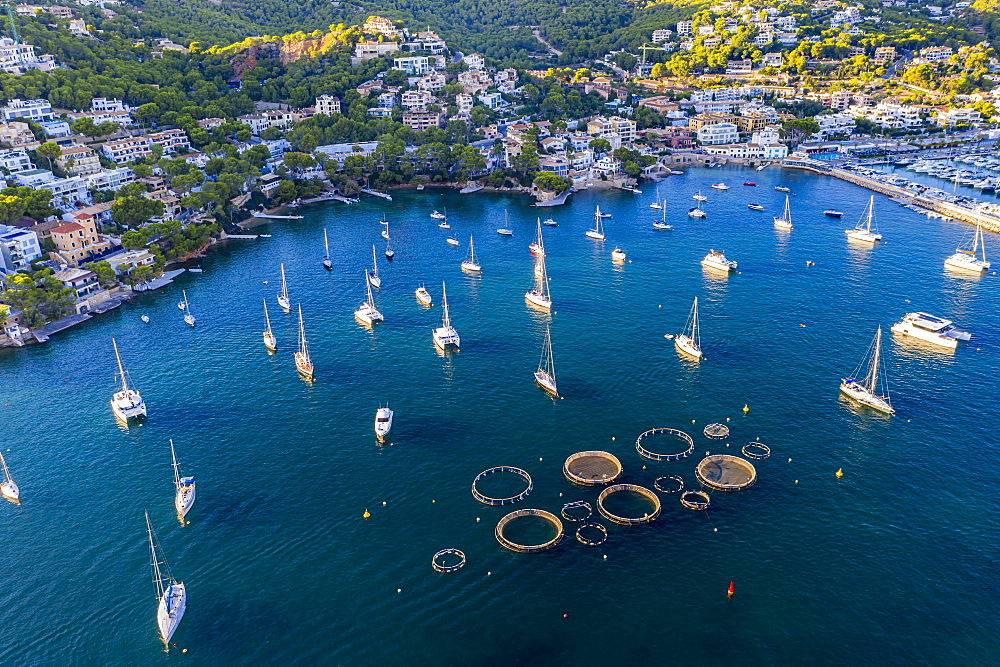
(495, 509, 564, 553)
(742, 440, 771, 460)
(680, 490, 711, 510)
(703, 423, 730, 440)
(654, 475, 684, 494)
(471, 466, 533, 505)
(635, 428, 695, 461)
(563, 451, 623, 486)
(695, 455, 757, 492)
(560, 500, 593, 522)
(597, 484, 662, 525)
(576, 522, 608, 546)
(431, 548, 466, 573)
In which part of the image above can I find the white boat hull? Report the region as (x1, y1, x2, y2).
(175, 482, 196, 517)
(184, 314, 195, 327)
(111, 391, 146, 421)
(157, 582, 186, 645)
(263, 332, 277, 351)
(611, 251, 626, 262)
(433, 327, 460, 350)
(846, 230, 881, 243)
(415, 289, 432, 306)
(1, 481, 19, 503)
(890, 321, 958, 349)
(446, 238, 460, 247)
(354, 306, 384, 326)
(674, 335, 702, 359)
(944, 253, 990, 273)
(534, 371, 558, 396)
(525, 290, 552, 310)
(701, 258, 735, 272)
(773, 218, 793, 229)
(689, 210, 706, 219)
(461, 261, 481, 273)
(277, 295, 290, 311)
(839, 381, 894, 414)
(585, 231, 605, 240)
(369, 275, 382, 289)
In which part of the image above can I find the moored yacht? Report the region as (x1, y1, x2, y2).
(692, 191, 707, 202)
(111, 338, 146, 421)
(944, 222, 990, 273)
(0, 450, 19, 503)
(182, 290, 195, 327)
(446, 236, 460, 246)
(711, 182, 729, 190)
(433, 282, 460, 350)
(824, 209, 844, 218)
(430, 210, 446, 220)
(461, 235, 482, 273)
(354, 271, 384, 326)
(775, 186, 790, 192)
(890, 312, 970, 349)
(170, 440, 196, 519)
(277, 264, 291, 311)
(374, 406, 393, 441)
(262, 299, 277, 351)
(773, 195, 793, 229)
(529, 218, 546, 256)
(525, 251, 553, 310)
(840, 327, 894, 414)
(146, 511, 186, 647)
(611, 247, 626, 262)
(415, 284, 432, 306)
(846, 196, 882, 243)
(586, 205, 606, 240)
(674, 296, 702, 360)
(701, 249, 737, 272)
(688, 200, 706, 219)
(294, 305, 314, 379)
(368, 245, 381, 289)
(322, 229, 333, 269)
(534, 325, 558, 397)
(747, 203, 764, 211)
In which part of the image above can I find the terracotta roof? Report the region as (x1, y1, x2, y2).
(51, 222, 84, 234)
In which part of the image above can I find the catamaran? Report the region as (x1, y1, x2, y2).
(354, 271, 384, 326)
(111, 338, 146, 421)
(840, 326, 894, 414)
(534, 325, 558, 397)
(170, 440, 195, 518)
(701, 249, 737, 272)
(945, 222, 990, 273)
(295, 305, 314, 379)
(374, 406, 393, 441)
(432, 282, 460, 350)
(369, 245, 381, 289)
(890, 312, 970, 350)
(461, 235, 482, 273)
(688, 200, 707, 219)
(145, 511, 186, 647)
(675, 296, 702, 360)
(322, 229, 332, 270)
(182, 290, 195, 326)
(0, 450, 19, 503)
(262, 299, 277, 351)
(586, 205, 606, 240)
(846, 195, 882, 243)
(529, 218, 546, 256)
(415, 284, 432, 306)
(773, 195, 793, 229)
(525, 252, 552, 310)
(277, 264, 291, 311)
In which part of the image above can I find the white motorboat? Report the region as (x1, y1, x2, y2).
(747, 204, 764, 211)
(262, 299, 277, 351)
(0, 450, 19, 503)
(146, 511, 186, 647)
(369, 245, 382, 289)
(295, 304, 314, 379)
(534, 325, 558, 397)
(890, 312, 970, 350)
(711, 182, 729, 190)
(525, 251, 552, 310)
(374, 406, 393, 441)
(110, 338, 146, 421)
(611, 247, 626, 262)
(840, 327, 894, 414)
(446, 237, 460, 246)
(824, 209, 844, 218)
(461, 235, 482, 273)
(433, 282, 460, 350)
(322, 228, 333, 270)
(542, 218, 558, 227)
(675, 296, 702, 360)
(170, 440, 196, 519)
(277, 264, 291, 311)
(497, 227, 514, 236)
(586, 205, 606, 240)
(141, 315, 150, 323)
(775, 186, 790, 192)
(701, 249, 737, 272)
(692, 191, 707, 202)
(529, 218, 546, 256)
(688, 201, 706, 219)
(846, 196, 882, 243)
(415, 285, 432, 306)
(430, 210, 446, 220)
(944, 222, 990, 273)
(773, 195, 793, 229)
(182, 290, 195, 326)
(354, 271, 384, 326)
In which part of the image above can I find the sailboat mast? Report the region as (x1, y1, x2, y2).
(977, 223, 986, 262)
(441, 282, 451, 328)
(297, 305, 309, 359)
(263, 299, 272, 334)
(365, 271, 375, 306)
(170, 439, 180, 488)
(112, 338, 128, 392)
(280, 265, 288, 299)
(867, 327, 882, 393)
(146, 511, 166, 598)
(323, 229, 330, 258)
(371, 245, 378, 278)
(0, 451, 10, 484)
(692, 297, 700, 348)
(545, 325, 556, 381)
(866, 196, 875, 232)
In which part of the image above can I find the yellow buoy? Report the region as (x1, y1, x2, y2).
(363, 509, 370, 519)
(836, 468, 844, 479)
(794, 480, 799, 484)
(742, 404, 749, 414)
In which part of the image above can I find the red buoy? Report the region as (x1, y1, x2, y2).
(727, 582, 735, 598)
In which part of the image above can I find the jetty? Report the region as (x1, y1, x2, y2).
(361, 188, 392, 201)
(534, 190, 573, 207)
(252, 212, 304, 220)
(460, 183, 484, 194)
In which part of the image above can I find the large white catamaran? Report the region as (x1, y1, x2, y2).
(145, 511, 186, 648)
(944, 222, 990, 273)
(111, 338, 146, 421)
(433, 282, 460, 350)
(840, 326, 894, 414)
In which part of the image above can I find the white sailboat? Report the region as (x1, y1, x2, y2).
(432, 282, 460, 350)
(675, 297, 702, 359)
(945, 222, 990, 273)
(0, 450, 19, 503)
(846, 196, 882, 243)
(446, 236, 460, 247)
(170, 440, 196, 518)
(262, 299, 277, 351)
(461, 235, 482, 273)
(693, 191, 707, 202)
(773, 195, 793, 229)
(525, 251, 552, 310)
(649, 187, 662, 209)
(182, 290, 195, 327)
(430, 210, 446, 220)
(111, 338, 147, 421)
(688, 200, 707, 219)
(369, 245, 382, 289)
(653, 203, 672, 230)
(534, 325, 558, 397)
(295, 304, 314, 379)
(381, 217, 390, 241)
(374, 406, 394, 441)
(354, 271, 384, 325)
(277, 264, 291, 311)
(415, 284, 432, 306)
(586, 205, 606, 240)
(840, 326, 894, 414)
(145, 511, 186, 647)
(322, 229, 332, 270)
(496, 211, 514, 236)
(529, 218, 546, 256)
(438, 209, 450, 229)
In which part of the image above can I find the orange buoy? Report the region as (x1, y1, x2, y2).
(727, 581, 735, 598)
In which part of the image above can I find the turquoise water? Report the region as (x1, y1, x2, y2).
(3, 166, 1000, 664)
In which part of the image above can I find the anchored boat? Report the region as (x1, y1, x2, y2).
(461, 235, 482, 273)
(890, 312, 970, 349)
(294, 305, 314, 379)
(0, 450, 19, 503)
(262, 299, 277, 351)
(277, 264, 291, 311)
(773, 195, 793, 230)
(354, 271, 384, 326)
(433, 282, 460, 350)
(111, 338, 146, 421)
(840, 326, 894, 414)
(170, 440, 196, 519)
(586, 206, 606, 240)
(701, 249, 737, 272)
(846, 196, 882, 243)
(534, 325, 558, 397)
(675, 296, 702, 360)
(145, 511, 186, 647)
(944, 222, 990, 273)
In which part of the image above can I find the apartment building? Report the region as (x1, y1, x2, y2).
(586, 116, 636, 144)
(2, 98, 53, 122)
(101, 136, 152, 162)
(0, 225, 41, 274)
(0, 149, 33, 174)
(148, 129, 191, 153)
(697, 122, 739, 145)
(393, 56, 430, 76)
(402, 111, 445, 131)
(56, 145, 102, 176)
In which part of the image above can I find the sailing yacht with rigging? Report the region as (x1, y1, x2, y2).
(0, 451, 19, 503)
(322, 229, 332, 269)
(354, 271, 384, 325)
(840, 326, 894, 414)
(534, 325, 558, 397)
(438, 209, 450, 229)
(701, 249, 737, 272)
(529, 218, 546, 256)
(145, 511, 186, 647)
(773, 195, 793, 229)
(945, 222, 990, 273)
(170, 440, 195, 518)
(374, 406, 393, 441)
(496, 211, 514, 236)
(846, 196, 882, 243)
(381, 217, 390, 241)
(688, 200, 707, 219)
(461, 235, 482, 273)
(262, 299, 277, 351)
(432, 282, 460, 350)
(525, 252, 553, 310)
(586, 205, 606, 240)
(294, 305, 314, 378)
(675, 297, 702, 359)
(277, 264, 291, 311)
(653, 204, 672, 230)
(649, 187, 662, 209)
(415, 284, 432, 306)
(369, 245, 382, 288)
(111, 338, 146, 421)
(181, 290, 195, 326)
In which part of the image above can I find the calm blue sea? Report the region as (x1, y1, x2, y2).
(2, 165, 999, 664)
